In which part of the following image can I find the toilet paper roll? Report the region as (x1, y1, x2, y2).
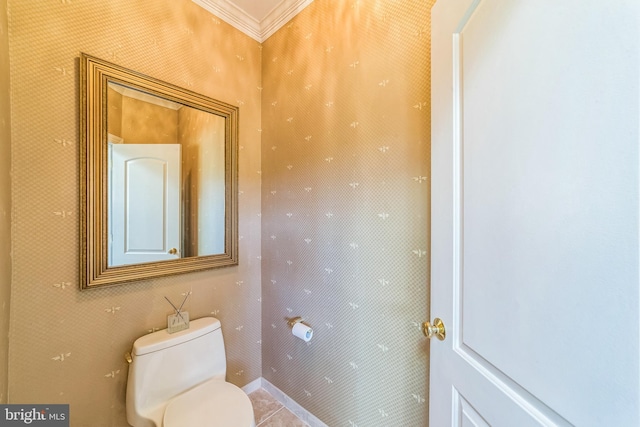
(292, 322, 313, 342)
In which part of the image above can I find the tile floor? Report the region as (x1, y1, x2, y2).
(248, 388, 309, 427)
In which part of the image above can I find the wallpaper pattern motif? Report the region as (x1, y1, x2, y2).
(6, 1, 262, 425)
(261, 1, 433, 425)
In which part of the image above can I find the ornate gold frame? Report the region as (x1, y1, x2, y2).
(79, 53, 239, 289)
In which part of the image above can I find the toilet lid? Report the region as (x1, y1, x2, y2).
(164, 379, 255, 427)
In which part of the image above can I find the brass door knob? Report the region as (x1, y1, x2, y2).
(169, 248, 178, 255)
(422, 318, 446, 340)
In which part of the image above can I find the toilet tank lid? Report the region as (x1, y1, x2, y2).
(132, 317, 221, 356)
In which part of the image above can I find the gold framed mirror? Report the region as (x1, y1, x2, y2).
(79, 53, 238, 289)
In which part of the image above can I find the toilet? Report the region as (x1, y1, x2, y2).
(125, 317, 256, 427)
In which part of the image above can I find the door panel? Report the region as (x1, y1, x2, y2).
(454, 389, 489, 427)
(430, 0, 639, 426)
(110, 143, 181, 266)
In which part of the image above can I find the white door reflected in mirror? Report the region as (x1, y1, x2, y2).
(109, 143, 181, 267)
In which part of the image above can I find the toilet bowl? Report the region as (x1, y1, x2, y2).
(125, 317, 255, 427)
(163, 378, 254, 426)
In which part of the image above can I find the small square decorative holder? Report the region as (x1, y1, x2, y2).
(167, 311, 190, 334)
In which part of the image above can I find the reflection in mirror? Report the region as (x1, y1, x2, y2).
(106, 83, 226, 266)
(80, 53, 238, 289)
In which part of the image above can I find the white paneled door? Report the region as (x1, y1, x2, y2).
(109, 143, 181, 266)
(429, 0, 639, 426)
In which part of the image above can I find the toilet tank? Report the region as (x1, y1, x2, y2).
(126, 317, 227, 427)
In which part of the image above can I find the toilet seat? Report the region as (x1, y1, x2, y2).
(163, 379, 255, 427)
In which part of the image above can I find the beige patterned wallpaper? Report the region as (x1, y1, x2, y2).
(0, 0, 11, 406)
(6, 0, 262, 425)
(261, 0, 433, 425)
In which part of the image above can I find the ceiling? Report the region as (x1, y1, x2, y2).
(192, 0, 314, 42)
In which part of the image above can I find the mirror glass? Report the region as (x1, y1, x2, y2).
(107, 82, 226, 266)
(80, 53, 238, 289)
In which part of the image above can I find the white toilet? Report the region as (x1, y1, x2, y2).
(126, 317, 256, 427)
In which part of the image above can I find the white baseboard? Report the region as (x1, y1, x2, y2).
(241, 377, 263, 395)
(261, 378, 328, 427)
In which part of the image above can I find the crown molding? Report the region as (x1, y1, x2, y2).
(260, 0, 314, 41)
(193, 0, 313, 42)
(109, 83, 182, 110)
